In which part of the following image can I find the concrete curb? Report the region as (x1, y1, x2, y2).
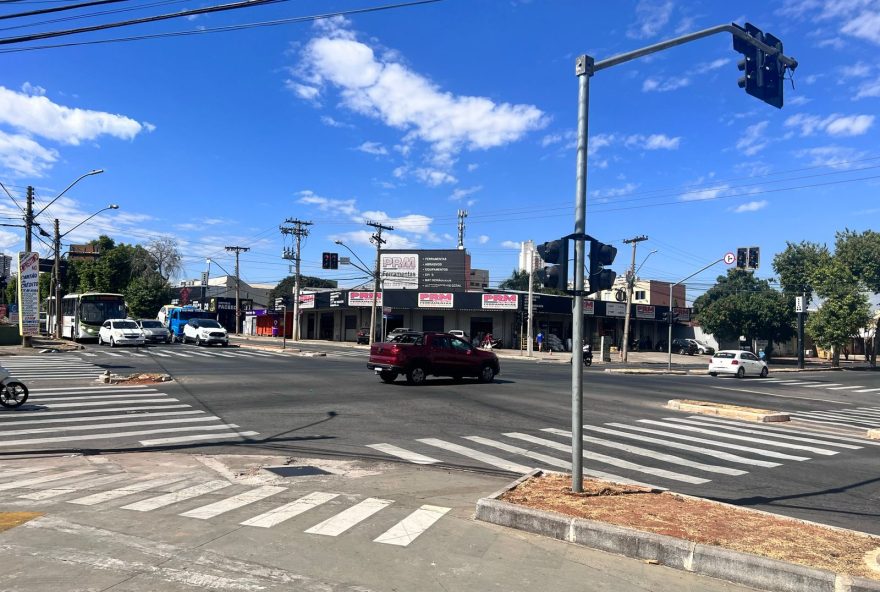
(474, 471, 880, 592)
(667, 399, 789, 423)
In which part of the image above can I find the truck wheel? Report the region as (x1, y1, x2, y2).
(406, 365, 427, 385)
(478, 365, 495, 383)
(378, 371, 398, 384)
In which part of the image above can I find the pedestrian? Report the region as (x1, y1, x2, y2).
(758, 349, 766, 362)
(537, 331, 544, 353)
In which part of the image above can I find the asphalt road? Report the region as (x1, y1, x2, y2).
(2, 340, 879, 534)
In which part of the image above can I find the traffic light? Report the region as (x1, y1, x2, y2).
(748, 246, 760, 269)
(736, 247, 748, 269)
(588, 239, 617, 295)
(536, 239, 569, 290)
(732, 22, 786, 109)
(662, 311, 680, 324)
(322, 252, 338, 270)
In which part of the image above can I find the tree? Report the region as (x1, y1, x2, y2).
(147, 238, 183, 281)
(835, 229, 880, 293)
(497, 269, 567, 295)
(268, 275, 338, 301)
(125, 273, 172, 319)
(693, 269, 795, 349)
(6, 276, 16, 305)
(806, 258, 872, 367)
(772, 241, 831, 302)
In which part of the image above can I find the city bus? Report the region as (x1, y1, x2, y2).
(57, 293, 127, 340)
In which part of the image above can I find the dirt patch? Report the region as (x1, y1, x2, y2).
(116, 373, 173, 384)
(500, 473, 880, 580)
(0, 512, 42, 533)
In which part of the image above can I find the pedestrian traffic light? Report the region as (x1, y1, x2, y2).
(748, 246, 760, 269)
(588, 239, 617, 295)
(736, 247, 748, 269)
(322, 252, 338, 270)
(536, 239, 569, 290)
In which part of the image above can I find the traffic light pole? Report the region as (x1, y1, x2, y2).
(666, 258, 724, 371)
(569, 22, 796, 493)
(620, 235, 647, 363)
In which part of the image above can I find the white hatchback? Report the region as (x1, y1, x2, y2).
(708, 350, 768, 378)
(98, 319, 145, 347)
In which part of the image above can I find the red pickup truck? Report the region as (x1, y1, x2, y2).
(367, 332, 501, 385)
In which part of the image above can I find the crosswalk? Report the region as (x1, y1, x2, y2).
(708, 376, 880, 394)
(76, 345, 296, 361)
(0, 465, 448, 548)
(366, 414, 879, 490)
(789, 406, 880, 429)
(1, 355, 104, 381)
(0, 384, 258, 449)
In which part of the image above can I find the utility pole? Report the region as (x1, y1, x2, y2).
(53, 218, 61, 338)
(366, 220, 393, 346)
(620, 235, 648, 362)
(797, 291, 805, 370)
(280, 219, 312, 341)
(456, 209, 468, 250)
(225, 246, 249, 334)
(527, 251, 536, 357)
(21, 186, 34, 348)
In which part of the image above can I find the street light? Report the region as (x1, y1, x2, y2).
(35, 169, 104, 219)
(636, 249, 658, 276)
(52, 204, 120, 338)
(666, 257, 724, 371)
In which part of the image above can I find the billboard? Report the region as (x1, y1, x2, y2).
(349, 291, 382, 307)
(17, 252, 39, 336)
(380, 249, 468, 290)
(636, 305, 655, 319)
(418, 292, 453, 308)
(584, 300, 595, 315)
(606, 302, 627, 317)
(482, 293, 518, 310)
(673, 307, 691, 322)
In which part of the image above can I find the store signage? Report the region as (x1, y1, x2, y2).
(482, 293, 518, 310)
(299, 293, 315, 309)
(673, 307, 691, 322)
(329, 291, 344, 307)
(381, 254, 419, 289)
(584, 300, 595, 315)
(348, 291, 382, 307)
(606, 302, 626, 317)
(418, 292, 453, 308)
(17, 252, 39, 336)
(636, 305, 655, 319)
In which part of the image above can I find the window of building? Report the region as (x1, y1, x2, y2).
(635, 290, 646, 300)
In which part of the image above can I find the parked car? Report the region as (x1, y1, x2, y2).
(671, 338, 698, 355)
(709, 350, 768, 378)
(686, 339, 715, 355)
(182, 318, 229, 346)
(356, 327, 371, 345)
(448, 329, 469, 340)
(367, 331, 500, 385)
(137, 319, 171, 343)
(98, 319, 145, 347)
(385, 328, 412, 342)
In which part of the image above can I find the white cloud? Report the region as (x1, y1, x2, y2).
(414, 168, 457, 186)
(842, 10, 880, 44)
(642, 76, 691, 92)
(795, 145, 867, 168)
(478, 235, 489, 244)
(591, 182, 639, 200)
(292, 22, 547, 178)
(286, 81, 320, 101)
(788, 95, 811, 106)
(588, 133, 615, 156)
(736, 121, 769, 156)
(449, 185, 482, 201)
(330, 229, 416, 250)
(680, 183, 731, 202)
(733, 200, 768, 213)
(500, 240, 521, 249)
(785, 113, 874, 136)
(625, 133, 681, 150)
(466, 163, 479, 172)
(0, 86, 148, 145)
(842, 61, 872, 78)
(296, 190, 359, 217)
(20, 82, 46, 96)
(356, 141, 388, 155)
(855, 76, 880, 98)
(695, 58, 731, 73)
(320, 115, 351, 128)
(0, 130, 57, 176)
(627, 0, 674, 39)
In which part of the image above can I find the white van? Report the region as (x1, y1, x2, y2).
(157, 304, 181, 326)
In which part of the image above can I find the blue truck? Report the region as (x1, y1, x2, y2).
(165, 306, 215, 343)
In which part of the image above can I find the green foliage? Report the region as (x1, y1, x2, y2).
(834, 229, 880, 294)
(771, 241, 831, 302)
(39, 272, 51, 304)
(268, 275, 338, 301)
(693, 269, 795, 344)
(125, 273, 172, 319)
(497, 269, 567, 295)
(6, 276, 16, 305)
(806, 258, 872, 360)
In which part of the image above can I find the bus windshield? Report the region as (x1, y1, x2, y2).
(80, 298, 126, 325)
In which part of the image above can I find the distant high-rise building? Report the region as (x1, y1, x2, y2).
(518, 241, 536, 272)
(0, 253, 11, 278)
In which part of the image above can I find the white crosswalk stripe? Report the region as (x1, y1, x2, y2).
(19, 472, 130, 501)
(0, 469, 96, 492)
(827, 385, 864, 391)
(417, 438, 534, 473)
(122, 480, 232, 512)
(180, 485, 287, 519)
(687, 415, 880, 446)
(366, 443, 440, 465)
(791, 415, 872, 430)
(69, 475, 188, 505)
(658, 418, 862, 449)
(854, 388, 880, 393)
(305, 498, 394, 536)
(374, 505, 451, 546)
(241, 492, 338, 528)
(0, 383, 258, 451)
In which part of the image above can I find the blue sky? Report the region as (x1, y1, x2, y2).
(1, 0, 878, 303)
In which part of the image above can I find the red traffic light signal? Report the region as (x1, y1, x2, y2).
(322, 252, 338, 270)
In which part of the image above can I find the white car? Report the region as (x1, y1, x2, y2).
(449, 329, 470, 340)
(709, 350, 768, 378)
(183, 318, 229, 346)
(137, 319, 171, 343)
(98, 319, 145, 347)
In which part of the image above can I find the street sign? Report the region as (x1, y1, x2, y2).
(382, 307, 392, 314)
(340, 256, 351, 265)
(723, 252, 736, 265)
(275, 298, 284, 307)
(201, 272, 208, 286)
(795, 296, 804, 313)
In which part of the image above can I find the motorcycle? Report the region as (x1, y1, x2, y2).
(0, 367, 28, 408)
(569, 345, 593, 366)
(481, 336, 502, 349)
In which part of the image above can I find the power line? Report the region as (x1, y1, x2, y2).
(0, 0, 186, 33)
(0, 0, 133, 21)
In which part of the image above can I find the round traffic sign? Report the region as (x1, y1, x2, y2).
(724, 252, 736, 265)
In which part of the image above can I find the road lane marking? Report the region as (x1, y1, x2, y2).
(689, 415, 880, 446)
(32, 398, 179, 408)
(27, 393, 169, 402)
(0, 416, 224, 437)
(0, 404, 191, 419)
(0, 423, 240, 447)
(662, 418, 861, 449)
(149, 351, 172, 357)
(121, 480, 231, 512)
(25, 388, 159, 397)
(19, 473, 130, 501)
(463, 436, 571, 469)
(0, 469, 97, 492)
(827, 385, 864, 391)
(790, 416, 874, 430)
(23, 386, 153, 393)
(139, 431, 258, 446)
(541, 428, 747, 476)
(581, 424, 781, 467)
(180, 485, 287, 520)
(710, 385, 847, 405)
(417, 438, 533, 473)
(0, 411, 206, 427)
(504, 432, 709, 484)
(304, 498, 393, 536)
(801, 383, 843, 389)
(803, 409, 880, 421)
(641, 420, 838, 455)
(366, 443, 440, 465)
(604, 423, 810, 460)
(792, 411, 878, 424)
(374, 505, 451, 546)
(241, 492, 338, 528)
(854, 388, 880, 393)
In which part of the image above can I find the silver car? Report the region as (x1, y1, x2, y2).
(137, 319, 171, 343)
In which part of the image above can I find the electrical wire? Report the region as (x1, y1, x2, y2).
(0, 0, 134, 21)
(0, 0, 186, 33)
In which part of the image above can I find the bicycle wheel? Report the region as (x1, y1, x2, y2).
(0, 381, 29, 408)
